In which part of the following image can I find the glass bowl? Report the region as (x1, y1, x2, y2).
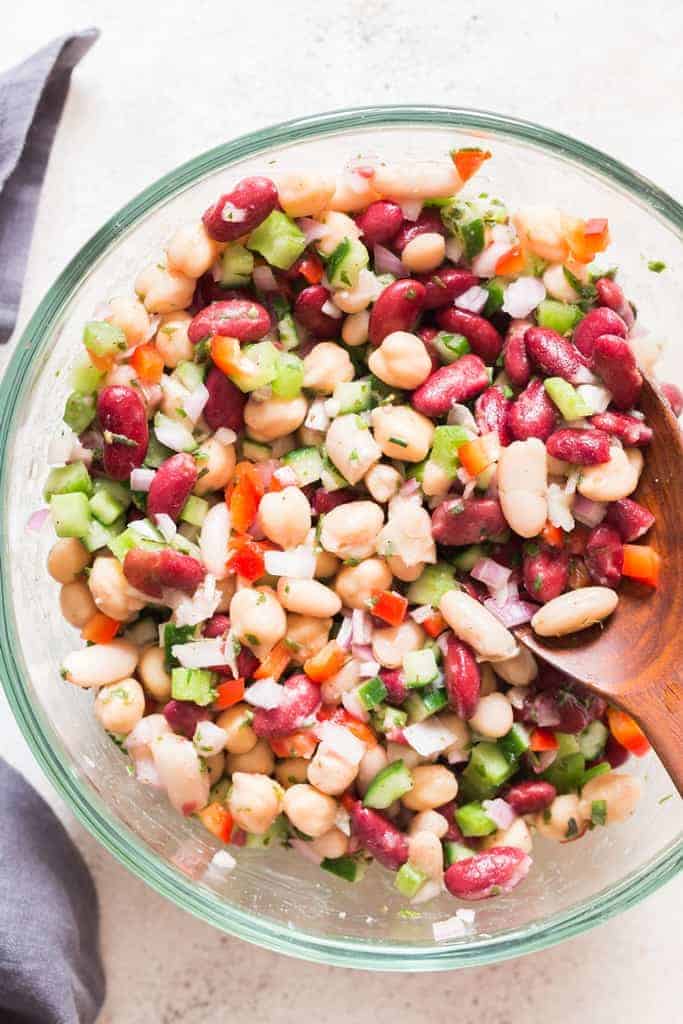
(0, 106, 681, 971)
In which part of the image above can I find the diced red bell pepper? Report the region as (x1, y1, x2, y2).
(81, 612, 121, 644)
(303, 640, 348, 682)
(227, 537, 265, 582)
(213, 677, 245, 710)
(529, 727, 559, 752)
(495, 244, 526, 277)
(197, 802, 234, 844)
(451, 147, 492, 182)
(541, 522, 564, 548)
(130, 342, 164, 384)
(228, 462, 265, 534)
(253, 641, 291, 681)
(369, 590, 408, 627)
(269, 730, 319, 759)
(622, 544, 661, 588)
(607, 707, 651, 758)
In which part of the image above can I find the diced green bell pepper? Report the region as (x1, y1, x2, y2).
(170, 667, 217, 706)
(544, 378, 593, 421)
(536, 299, 583, 335)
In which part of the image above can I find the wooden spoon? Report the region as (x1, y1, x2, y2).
(515, 374, 683, 795)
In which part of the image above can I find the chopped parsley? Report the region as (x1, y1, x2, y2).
(103, 430, 137, 448)
(565, 817, 580, 839)
(590, 800, 607, 827)
(647, 260, 666, 273)
(388, 436, 408, 448)
(245, 633, 259, 646)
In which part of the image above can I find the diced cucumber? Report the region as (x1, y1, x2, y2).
(406, 563, 457, 607)
(82, 320, 127, 358)
(459, 742, 515, 801)
(108, 522, 165, 562)
(578, 721, 609, 761)
(170, 532, 201, 559)
(283, 446, 324, 487)
(321, 855, 365, 882)
(555, 732, 581, 758)
(370, 705, 408, 734)
(544, 378, 593, 421)
(333, 379, 373, 414)
(455, 801, 497, 837)
(453, 544, 489, 572)
(432, 331, 471, 364)
(93, 478, 132, 510)
(271, 352, 304, 399)
(153, 412, 196, 453)
(406, 459, 427, 484)
(247, 211, 306, 270)
(579, 762, 611, 789)
(241, 438, 272, 463)
(244, 814, 288, 849)
(498, 723, 530, 764)
(44, 461, 93, 501)
(356, 676, 388, 711)
(541, 752, 586, 794)
(63, 392, 96, 434)
(320, 448, 349, 491)
(277, 312, 300, 351)
(430, 424, 470, 477)
(444, 841, 473, 866)
(484, 278, 505, 317)
(71, 356, 104, 394)
(174, 360, 205, 392)
(403, 649, 439, 688)
(325, 237, 369, 290)
(170, 667, 217, 707)
(364, 760, 413, 809)
(395, 862, 427, 898)
(89, 487, 125, 526)
(83, 515, 125, 553)
(404, 687, 448, 723)
(536, 299, 583, 334)
(163, 623, 197, 670)
(461, 219, 485, 261)
(144, 433, 174, 469)
(50, 492, 92, 539)
(220, 243, 254, 286)
(229, 340, 279, 393)
(180, 495, 209, 527)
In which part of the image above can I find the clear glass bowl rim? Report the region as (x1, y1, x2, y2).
(0, 105, 681, 971)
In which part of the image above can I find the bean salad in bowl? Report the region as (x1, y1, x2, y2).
(42, 145, 679, 908)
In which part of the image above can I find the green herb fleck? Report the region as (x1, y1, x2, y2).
(388, 436, 408, 449)
(565, 817, 579, 839)
(590, 800, 607, 827)
(647, 260, 666, 273)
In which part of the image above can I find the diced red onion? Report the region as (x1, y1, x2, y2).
(244, 678, 285, 710)
(572, 494, 607, 527)
(207, 849, 236, 875)
(264, 546, 316, 579)
(446, 747, 470, 765)
(321, 299, 343, 319)
(213, 427, 237, 446)
(446, 237, 464, 263)
(173, 575, 220, 627)
(484, 597, 538, 628)
(447, 404, 478, 433)
(399, 477, 420, 497)
(435, 631, 450, 657)
(154, 416, 195, 453)
(432, 916, 467, 941)
(547, 483, 575, 532)
(502, 277, 546, 318)
(403, 719, 456, 757)
(143, 314, 161, 343)
(351, 609, 373, 645)
(316, 721, 366, 764)
(341, 689, 369, 722)
(193, 720, 228, 756)
(482, 798, 516, 830)
(506, 688, 528, 711)
(289, 837, 323, 866)
(454, 285, 489, 314)
(373, 244, 407, 278)
(399, 200, 423, 222)
(297, 218, 327, 244)
(533, 749, 557, 773)
(26, 507, 50, 532)
(410, 604, 433, 625)
(125, 714, 171, 752)
(252, 265, 279, 292)
(411, 879, 442, 905)
(359, 660, 381, 678)
(221, 202, 247, 224)
(172, 637, 226, 668)
(211, 261, 224, 283)
(335, 805, 351, 836)
(273, 466, 298, 488)
(48, 428, 76, 466)
(222, 628, 239, 678)
(336, 615, 353, 651)
(129, 518, 164, 541)
(154, 513, 177, 542)
(471, 557, 511, 591)
(69, 439, 94, 467)
(130, 467, 156, 492)
(534, 692, 562, 728)
(471, 242, 510, 279)
(200, 503, 230, 580)
(134, 754, 162, 788)
(577, 384, 612, 414)
(351, 643, 373, 663)
(304, 398, 330, 432)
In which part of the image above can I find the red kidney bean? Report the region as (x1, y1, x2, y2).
(293, 285, 340, 339)
(661, 381, 683, 417)
(572, 307, 627, 358)
(475, 387, 512, 446)
(590, 411, 652, 446)
(435, 307, 503, 364)
(417, 327, 442, 371)
(147, 453, 198, 522)
(236, 646, 260, 680)
(604, 733, 630, 769)
(592, 334, 642, 410)
(532, 686, 604, 734)
(431, 496, 507, 546)
(348, 801, 409, 871)
(605, 498, 655, 542)
(354, 200, 403, 247)
(584, 524, 624, 588)
(460, 578, 488, 604)
(379, 668, 409, 707)
(436, 801, 467, 843)
(546, 428, 611, 465)
(252, 674, 321, 738)
(524, 327, 587, 385)
(392, 208, 446, 252)
(203, 614, 231, 639)
(594, 278, 634, 329)
(193, 274, 250, 309)
(417, 267, 479, 310)
(163, 700, 210, 738)
(504, 780, 556, 815)
(444, 634, 480, 719)
(445, 847, 531, 900)
(188, 299, 271, 344)
(203, 365, 247, 433)
(312, 487, 356, 515)
(368, 279, 426, 346)
(123, 548, 206, 598)
(97, 385, 149, 481)
(568, 556, 592, 590)
(507, 378, 557, 441)
(523, 545, 569, 604)
(411, 354, 489, 416)
(202, 176, 278, 243)
(504, 323, 532, 389)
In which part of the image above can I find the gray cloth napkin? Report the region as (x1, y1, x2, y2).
(0, 27, 99, 343)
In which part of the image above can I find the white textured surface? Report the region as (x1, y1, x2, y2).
(1, 1, 682, 1021)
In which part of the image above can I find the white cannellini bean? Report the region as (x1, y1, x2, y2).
(402, 765, 458, 812)
(401, 233, 446, 274)
(578, 772, 642, 824)
(440, 589, 518, 662)
(577, 446, 643, 502)
(408, 830, 444, 881)
(483, 817, 533, 854)
(228, 772, 283, 835)
(534, 794, 587, 842)
(372, 160, 462, 199)
(276, 578, 342, 618)
(325, 413, 381, 485)
(491, 646, 538, 687)
(376, 501, 436, 568)
(307, 745, 358, 795)
(372, 619, 425, 669)
(62, 640, 139, 689)
(199, 502, 231, 580)
(409, 810, 449, 839)
(468, 692, 514, 737)
(531, 587, 618, 637)
(334, 558, 393, 610)
(498, 438, 548, 538)
(151, 733, 210, 815)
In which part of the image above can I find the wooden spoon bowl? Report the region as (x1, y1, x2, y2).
(516, 374, 683, 794)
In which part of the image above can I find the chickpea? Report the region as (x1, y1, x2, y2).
(408, 830, 444, 881)
(422, 460, 451, 498)
(277, 578, 342, 618)
(469, 692, 513, 737)
(479, 662, 499, 697)
(387, 554, 423, 582)
(579, 772, 642, 825)
(244, 394, 308, 442)
(229, 586, 286, 659)
(325, 413, 381, 485)
(364, 463, 402, 504)
(88, 556, 147, 622)
(482, 817, 533, 854)
(193, 438, 236, 495)
(310, 828, 349, 860)
(47, 538, 91, 584)
(166, 221, 220, 278)
(493, 647, 538, 687)
(315, 550, 340, 579)
(205, 752, 225, 787)
(368, 331, 432, 390)
(329, 175, 381, 214)
(402, 765, 458, 812)
(377, 502, 436, 568)
(320, 501, 384, 561)
(154, 312, 193, 368)
(275, 757, 309, 789)
(228, 772, 283, 835)
(137, 645, 172, 702)
(302, 343, 354, 395)
(285, 615, 332, 665)
(59, 581, 96, 630)
(317, 211, 361, 256)
(403, 232, 446, 273)
(307, 744, 358, 795)
(108, 295, 151, 348)
(94, 677, 145, 734)
(386, 741, 423, 770)
(512, 206, 569, 263)
(409, 810, 449, 839)
(320, 658, 361, 704)
(134, 262, 195, 314)
(333, 270, 380, 314)
(216, 703, 258, 755)
(342, 310, 370, 347)
(334, 558, 393, 611)
(276, 171, 336, 218)
(283, 783, 337, 837)
(438, 713, 471, 759)
(357, 745, 389, 796)
(258, 487, 311, 549)
(372, 619, 425, 669)
(534, 794, 588, 842)
(226, 738, 275, 776)
(371, 405, 434, 462)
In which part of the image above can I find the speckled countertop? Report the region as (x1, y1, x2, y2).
(1, 2, 682, 1020)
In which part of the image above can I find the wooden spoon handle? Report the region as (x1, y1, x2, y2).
(618, 680, 683, 796)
